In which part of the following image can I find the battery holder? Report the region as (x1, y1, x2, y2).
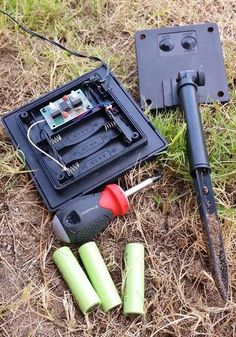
(3, 66, 167, 211)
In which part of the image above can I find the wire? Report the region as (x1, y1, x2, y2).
(27, 120, 68, 171)
(0, 9, 110, 82)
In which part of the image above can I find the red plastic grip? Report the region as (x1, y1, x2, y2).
(99, 184, 129, 216)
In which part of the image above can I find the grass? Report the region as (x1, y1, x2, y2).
(0, 0, 236, 336)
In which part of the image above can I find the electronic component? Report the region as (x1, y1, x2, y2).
(51, 110, 62, 119)
(69, 91, 83, 107)
(60, 101, 71, 112)
(49, 102, 61, 115)
(40, 89, 92, 130)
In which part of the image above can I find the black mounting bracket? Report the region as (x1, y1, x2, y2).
(135, 23, 229, 299)
(135, 23, 229, 109)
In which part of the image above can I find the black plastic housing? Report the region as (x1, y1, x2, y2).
(2, 66, 167, 211)
(135, 23, 229, 109)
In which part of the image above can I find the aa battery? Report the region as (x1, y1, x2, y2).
(53, 246, 101, 314)
(78, 242, 122, 312)
(123, 243, 144, 315)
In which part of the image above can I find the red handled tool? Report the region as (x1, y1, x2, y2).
(53, 175, 160, 243)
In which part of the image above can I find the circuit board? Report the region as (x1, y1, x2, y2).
(40, 89, 92, 130)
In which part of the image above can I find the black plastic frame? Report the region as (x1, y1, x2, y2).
(3, 66, 167, 211)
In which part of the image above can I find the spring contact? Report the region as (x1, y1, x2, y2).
(66, 162, 80, 174)
(104, 121, 116, 131)
(51, 134, 62, 144)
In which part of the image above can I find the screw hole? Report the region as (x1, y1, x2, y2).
(208, 27, 214, 32)
(132, 132, 139, 140)
(140, 34, 146, 40)
(146, 99, 152, 105)
(217, 91, 224, 97)
(20, 111, 28, 118)
(57, 173, 66, 181)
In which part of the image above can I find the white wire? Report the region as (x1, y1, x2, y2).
(27, 120, 68, 171)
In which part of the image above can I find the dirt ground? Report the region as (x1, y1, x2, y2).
(0, 1, 236, 337)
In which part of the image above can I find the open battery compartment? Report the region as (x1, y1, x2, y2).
(3, 66, 167, 210)
(17, 79, 147, 190)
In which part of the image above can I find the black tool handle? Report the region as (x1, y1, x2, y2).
(52, 193, 114, 243)
(52, 184, 129, 244)
(177, 71, 210, 175)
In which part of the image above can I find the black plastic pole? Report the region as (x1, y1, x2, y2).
(176, 70, 228, 300)
(177, 72, 210, 174)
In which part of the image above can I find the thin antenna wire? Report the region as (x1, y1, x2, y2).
(0, 9, 110, 82)
(27, 120, 68, 171)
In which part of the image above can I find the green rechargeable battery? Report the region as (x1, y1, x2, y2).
(123, 243, 144, 315)
(78, 242, 122, 312)
(53, 246, 101, 314)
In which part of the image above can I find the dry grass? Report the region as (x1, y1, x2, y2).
(0, 1, 236, 336)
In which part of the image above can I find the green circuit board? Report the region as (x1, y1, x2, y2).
(40, 89, 92, 130)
